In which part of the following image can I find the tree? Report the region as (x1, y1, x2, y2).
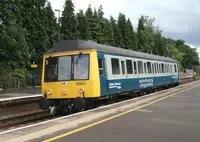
(60, 0, 77, 40)
(137, 16, 145, 51)
(20, 0, 49, 64)
(97, 5, 105, 43)
(44, 2, 60, 50)
(117, 13, 127, 48)
(125, 18, 137, 50)
(85, 5, 101, 42)
(91, 8, 101, 42)
(76, 10, 87, 40)
(85, 5, 94, 40)
(0, 21, 30, 88)
(153, 31, 165, 56)
(110, 16, 122, 47)
(102, 18, 115, 45)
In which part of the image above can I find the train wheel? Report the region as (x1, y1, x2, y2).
(72, 97, 86, 112)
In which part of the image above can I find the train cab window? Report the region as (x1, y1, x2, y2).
(74, 54, 89, 80)
(147, 62, 152, 74)
(133, 61, 137, 74)
(138, 61, 143, 74)
(126, 60, 133, 74)
(44, 57, 58, 82)
(98, 59, 104, 76)
(58, 56, 72, 81)
(121, 60, 125, 74)
(111, 58, 120, 75)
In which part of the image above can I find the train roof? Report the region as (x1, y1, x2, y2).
(46, 40, 178, 63)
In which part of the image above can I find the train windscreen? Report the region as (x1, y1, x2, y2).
(44, 54, 89, 82)
(44, 56, 58, 82)
(73, 54, 89, 80)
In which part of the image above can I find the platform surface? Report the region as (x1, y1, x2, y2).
(1, 80, 200, 142)
(42, 82, 200, 142)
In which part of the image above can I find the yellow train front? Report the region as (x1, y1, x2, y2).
(39, 40, 101, 115)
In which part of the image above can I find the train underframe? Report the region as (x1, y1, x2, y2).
(38, 82, 179, 116)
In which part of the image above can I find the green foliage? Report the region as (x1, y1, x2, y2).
(0, 21, 30, 68)
(0, 0, 59, 88)
(0, 21, 30, 88)
(60, 0, 77, 40)
(102, 18, 115, 45)
(110, 16, 123, 47)
(77, 10, 87, 40)
(44, 2, 60, 49)
(125, 18, 137, 50)
(85, 5, 94, 40)
(117, 13, 127, 48)
(137, 16, 145, 51)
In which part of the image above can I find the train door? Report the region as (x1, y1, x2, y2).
(98, 55, 108, 96)
(120, 58, 126, 78)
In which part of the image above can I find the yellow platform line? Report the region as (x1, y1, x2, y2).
(43, 84, 200, 142)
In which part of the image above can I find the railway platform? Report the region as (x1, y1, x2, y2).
(0, 76, 196, 101)
(0, 86, 41, 100)
(0, 80, 200, 142)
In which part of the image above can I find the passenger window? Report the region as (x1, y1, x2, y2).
(121, 60, 125, 74)
(138, 61, 143, 74)
(152, 63, 154, 74)
(147, 62, 152, 74)
(126, 60, 133, 74)
(133, 61, 137, 74)
(111, 58, 120, 75)
(98, 59, 104, 76)
(174, 64, 177, 73)
(167, 64, 169, 73)
(157, 63, 159, 73)
(161, 63, 164, 73)
(154, 63, 157, 73)
(170, 65, 172, 73)
(144, 62, 147, 74)
(159, 64, 161, 73)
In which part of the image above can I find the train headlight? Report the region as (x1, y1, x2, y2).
(80, 88, 84, 94)
(47, 89, 52, 95)
(62, 90, 67, 95)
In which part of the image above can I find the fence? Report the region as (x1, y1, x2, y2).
(0, 65, 42, 90)
(179, 69, 194, 78)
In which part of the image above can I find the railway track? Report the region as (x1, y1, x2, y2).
(0, 77, 199, 132)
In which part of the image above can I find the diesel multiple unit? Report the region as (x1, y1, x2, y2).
(39, 40, 179, 115)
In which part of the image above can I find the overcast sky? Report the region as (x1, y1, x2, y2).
(49, 0, 200, 56)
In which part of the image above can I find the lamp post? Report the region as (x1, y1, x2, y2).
(55, 9, 61, 24)
(31, 62, 38, 89)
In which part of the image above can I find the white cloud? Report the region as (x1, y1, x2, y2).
(186, 43, 200, 59)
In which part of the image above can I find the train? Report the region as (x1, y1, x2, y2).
(38, 40, 179, 115)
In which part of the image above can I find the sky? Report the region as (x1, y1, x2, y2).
(49, 0, 200, 57)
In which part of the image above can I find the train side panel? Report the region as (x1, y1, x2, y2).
(97, 51, 179, 97)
